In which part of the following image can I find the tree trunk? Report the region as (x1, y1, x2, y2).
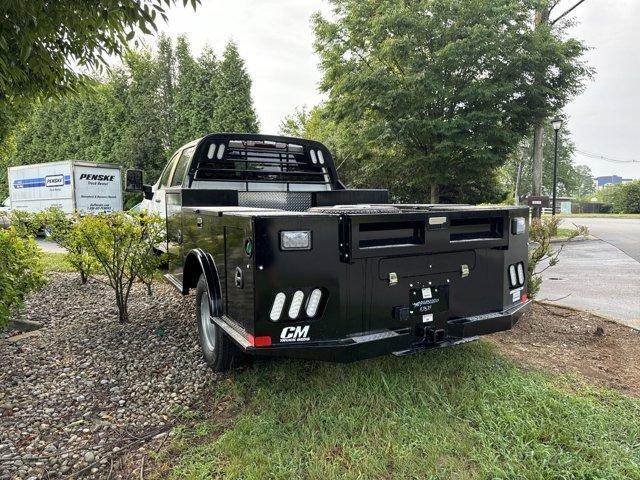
(79, 270, 87, 285)
(115, 287, 128, 323)
(531, 122, 545, 218)
(514, 160, 523, 205)
(430, 182, 440, 204)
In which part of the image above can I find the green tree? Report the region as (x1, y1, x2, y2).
(609, 181, 640, 214)
(529, 1, 593, 215)
(0, 0, 199, 102)
(172, 36, 203, 147)
(313, 0, 590, 203)
(74, 212, 165, 322)
(1, 38, 259, 196)
(212, 42, 259, 133)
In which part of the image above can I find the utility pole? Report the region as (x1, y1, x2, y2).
(530, 6, 550, 218)
(530, 0, 586, 218)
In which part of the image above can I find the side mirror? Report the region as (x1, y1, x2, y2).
(125, 169, 144, 192)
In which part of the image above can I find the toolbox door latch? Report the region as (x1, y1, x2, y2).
(388, 272, 398, 286)
(461, 264, 469, 278)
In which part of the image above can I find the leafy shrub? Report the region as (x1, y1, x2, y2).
(0, 227, 46, 330)
(610, 181, 640, 214)
(10, 208, 96, 284)
(37, 208, 97, 284)
(73, 212, 165, 322)
(528, 216, 588, 297)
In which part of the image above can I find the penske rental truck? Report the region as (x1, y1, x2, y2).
(125, 133, 531, 372)
(8, 161, 123, 214)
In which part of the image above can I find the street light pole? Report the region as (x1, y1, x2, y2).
(551, 116, 563, 215)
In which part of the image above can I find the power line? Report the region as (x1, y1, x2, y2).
(575, 149, 640, 164)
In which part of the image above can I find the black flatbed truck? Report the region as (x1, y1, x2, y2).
(126, 133, 531, 371)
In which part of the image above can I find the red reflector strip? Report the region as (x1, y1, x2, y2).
(247, 334, 272, 347)
(521, 293, 528, 303)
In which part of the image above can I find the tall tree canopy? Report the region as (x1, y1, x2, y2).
(312, 0, 590, 203)
(0, 36, 259, 199)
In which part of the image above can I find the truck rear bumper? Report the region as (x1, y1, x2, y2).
(239, 300, 531, 362)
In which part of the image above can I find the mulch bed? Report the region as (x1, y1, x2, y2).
(489, 302, 640, 396)
(0, 273, 214, 479)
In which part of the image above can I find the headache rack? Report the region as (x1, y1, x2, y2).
(191, 138, 334, 190)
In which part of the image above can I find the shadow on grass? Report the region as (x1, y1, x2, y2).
(159, 341, 640, 480)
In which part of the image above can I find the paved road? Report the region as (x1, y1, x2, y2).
(36, 238, 66, 253)
(561, 217, 640, 261)
(539, 217, 640, 329)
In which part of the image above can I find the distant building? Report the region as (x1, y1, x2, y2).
(596, 175, 634, 189)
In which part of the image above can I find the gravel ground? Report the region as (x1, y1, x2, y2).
(0, 273, 215, 479)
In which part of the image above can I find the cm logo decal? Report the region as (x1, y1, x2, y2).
(280, 325, 310, 343)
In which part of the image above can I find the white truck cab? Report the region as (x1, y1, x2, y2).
(140, 147, 195, 220)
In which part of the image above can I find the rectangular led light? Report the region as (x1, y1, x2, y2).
(280, 231, 311, 250)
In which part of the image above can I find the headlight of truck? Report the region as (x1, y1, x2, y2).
(280, 231, 311, 250)
(511, 217, 526, 235)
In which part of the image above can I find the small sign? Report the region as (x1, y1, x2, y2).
(511, 288, 522, 303)
(421, 287, 432, 299)
(422, 314, 433, 323)
(45, 175, 65, 188)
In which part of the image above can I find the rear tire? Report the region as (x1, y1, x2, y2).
(195, 274, 244, 372)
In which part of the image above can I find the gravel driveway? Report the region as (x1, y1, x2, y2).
(0, 273, 214, 479)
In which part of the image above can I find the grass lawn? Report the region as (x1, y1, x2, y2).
(40, 251, 75, 273)
(154, 342, 640, 479)
(553, 227, 580, 239)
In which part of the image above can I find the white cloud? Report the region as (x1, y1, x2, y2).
(160, 0, 330, 134)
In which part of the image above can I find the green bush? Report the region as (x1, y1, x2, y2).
(610, 181, 640, 214)
(73, 211, 165, 322)
(0, 227, 46, 330)
(37, 208, 97, 284)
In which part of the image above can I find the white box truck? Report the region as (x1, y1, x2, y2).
(8, 161, 123, 214)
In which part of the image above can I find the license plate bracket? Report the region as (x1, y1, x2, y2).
(409, 285, 449, 320)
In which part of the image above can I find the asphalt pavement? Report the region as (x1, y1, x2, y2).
(539, 217, 640, 329)
(36, 238, 66, 253)
(561, 217, 640, 261)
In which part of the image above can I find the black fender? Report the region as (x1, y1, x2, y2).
(183, 248, 223, 316)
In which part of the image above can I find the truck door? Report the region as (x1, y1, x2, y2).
(149, 150, 181, 221)
(146, 150, 181, 252)
(165, 147, 194, 281)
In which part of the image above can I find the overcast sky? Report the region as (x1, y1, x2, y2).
(160, 0, 640, 179)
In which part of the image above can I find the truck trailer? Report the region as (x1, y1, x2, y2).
(126, 133, 531, 371)
(8, 161, 123, 214)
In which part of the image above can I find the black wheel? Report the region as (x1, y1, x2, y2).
(195, 274, 244, 372)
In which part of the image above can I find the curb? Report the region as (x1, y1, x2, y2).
(536, 300, 640, 332)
